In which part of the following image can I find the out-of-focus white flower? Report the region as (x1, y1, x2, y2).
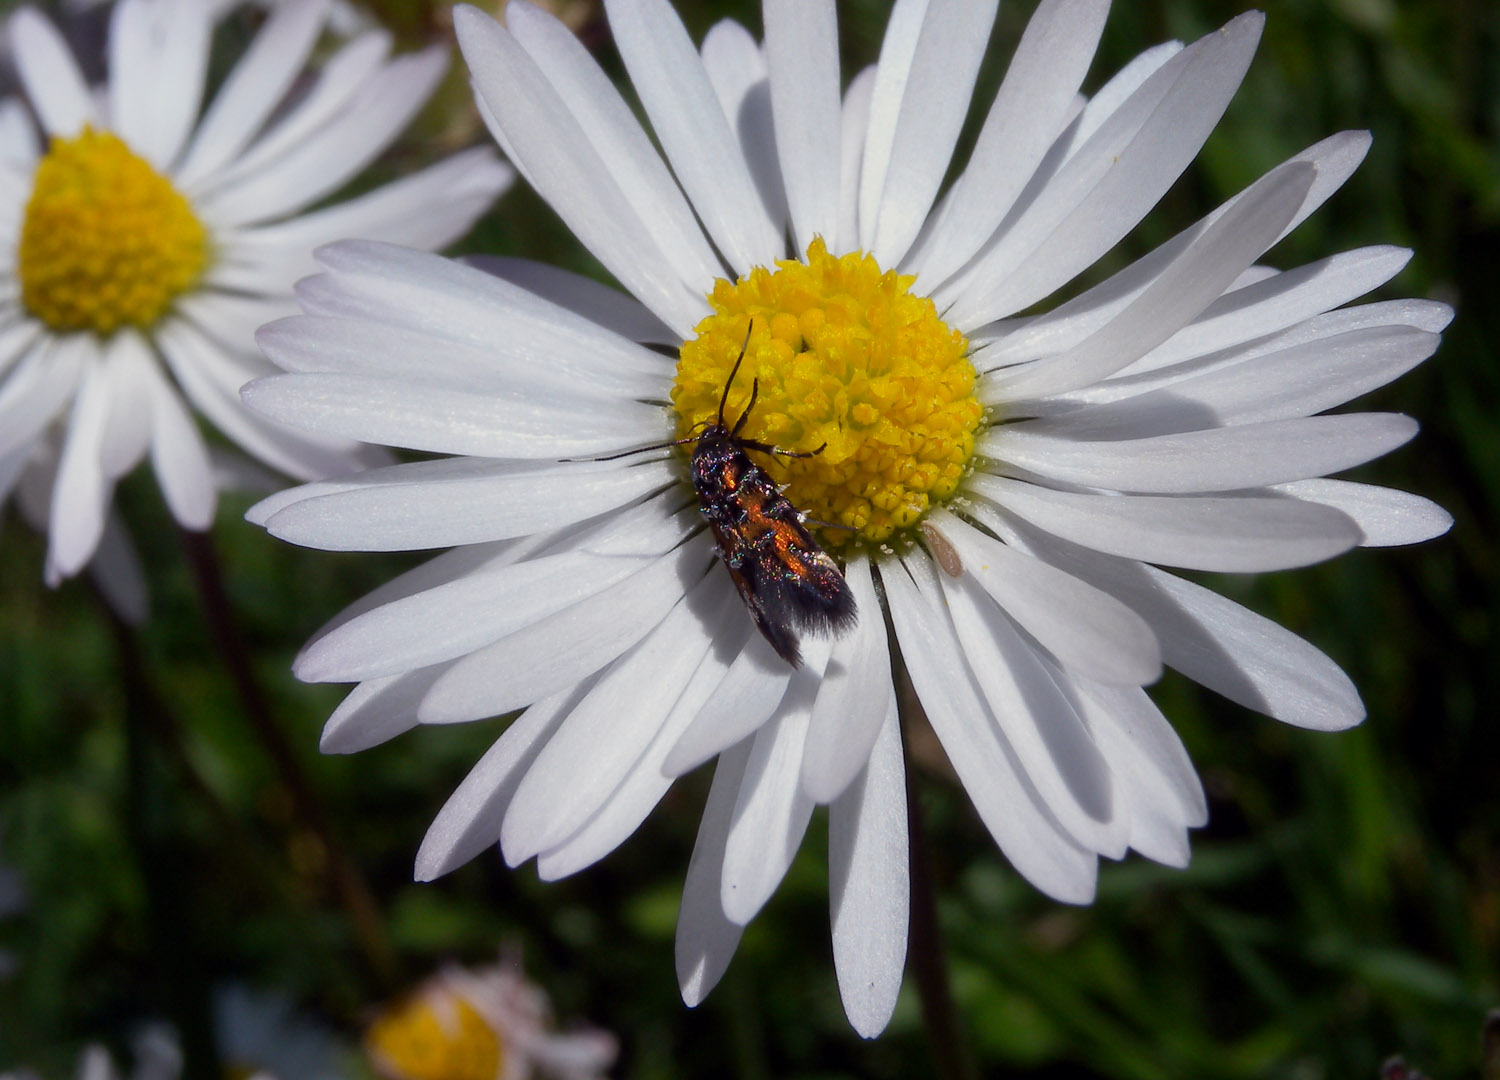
(365, 960, 616, 1080)
(214, 984, 345, 1080)
(246, 0, 1451, 1036)
(1, 987, 345, 1080)
(0, 0, 512, 588)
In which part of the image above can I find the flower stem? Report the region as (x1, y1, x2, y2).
(102, 590, 221, 1080)
(898, 680, 979, 1080)
(177, 525, 398, 989)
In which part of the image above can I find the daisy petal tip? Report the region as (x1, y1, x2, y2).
(676, 970, 710, 1009)
(1223, 8, 1267, 39)
(846, 1002, 895, 1041)
(1422, 505, 1455, 542)
(498, 816, 544, 871)
(412, 832, 468, 883)
(452, 3, 501, 45)
(799, 762, 856, 808)
(243, 495, 279, 528)
(290, 642, 340, 685)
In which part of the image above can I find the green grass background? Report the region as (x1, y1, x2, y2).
(1, 0, 1497, 1077)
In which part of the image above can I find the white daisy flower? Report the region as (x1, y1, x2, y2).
(243, 0, 1452, 1036)
(214, 984, 346, 1080)
(365, 959, 617, 1080)
(0, 0, 513, 587)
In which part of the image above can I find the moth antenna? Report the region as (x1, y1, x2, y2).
(561, 431, 700, 462)
(731, 378, 760, 437)
(739, 439, 827, 460)
(718, 319, 755, 427)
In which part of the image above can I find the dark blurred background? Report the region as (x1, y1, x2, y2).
(1, 0, 1496, 1076)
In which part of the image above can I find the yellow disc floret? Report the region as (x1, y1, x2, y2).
(672, 237, 982, 547)
(18, 127, 208, 335)
(365, 989, 504, 1080)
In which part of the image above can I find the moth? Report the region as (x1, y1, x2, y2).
(585, 324, 856, 666)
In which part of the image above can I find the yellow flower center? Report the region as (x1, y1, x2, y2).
(672, 237, 981, 548)
(17, 128, 208, 335)
(365, 991, 504, 1080)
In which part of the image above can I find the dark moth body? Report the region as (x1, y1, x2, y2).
(688, 425, 857, 667)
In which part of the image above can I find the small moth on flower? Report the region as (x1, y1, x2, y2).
(585, 322, 857, 666)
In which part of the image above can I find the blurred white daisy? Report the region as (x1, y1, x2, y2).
(0, 0, 513, 587)
(214, 984, 346, 1080)
(0, 988, 346, 1080)
(365, 958, 616, 1080)
(244, 0, 1452, 1036)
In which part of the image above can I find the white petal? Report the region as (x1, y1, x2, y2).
(720, 670, 819, 925)
(199, 47, 449, 226)
(294, 495, 692, 682)
(867, 0, 998, 267)
(175, 0, 331, 186)
(265, 457, 676, 551)
(156, 316, 364, 482)
(907, 0, 1108, 287)
(881, 554, 1098, 901)
(417, 538, 712, 723)
(764, 0, 840, 251)
(413, 688, 579, 881)
(229, 149, 513, 278)
(535, 590, 749, 879)
(935, 566, 1125, 856)
(857, 0, 930, 251)
(0, 338, 82, 462)
(189, 30, 391, 194)
(505, 0, 724, 291)
(603, 0, 782, 273)
(1024, 325, 1440, 435)
(662, 631, 795, 777)
(303, 541, 521, 644)
(836, 66, 877, 255)
(676, 741, 750, 1006)
(1050, 298, 1454, 409)
(1115, 245, 1414, 378)
(294, 241, 671, 389)
(800, 558, 896, 803)
(828, 707, 907, 1038)
(11, 8, 97, 135)
(240, 371, 665, 460)
(110, 0, 211, 170)
(941, 14, 1266, 328)
(144, 359, 216, 529)
(0, 93, 41, 165)
(930, 509, 1161, 685)
(987, 161, 1314, 401)
(700, 20, 787, 239)
(1004, 521, 1364, 729)
(976, 131, 1377, 369)
(1275, 479, 1453, 548)
(87, 511, 149, 626)
(982, 413, 1419, 493)
(319, 669, 441, 754)
(500, 571, 724, 865)
(96, 335, 155, 481)
(256, 312, 659, 400)
(1074, 682, 1205, 866)
(1074, 681, 1206, 826)
(48, 347, 114, 579)
(969, 475, 1361, 572)
(453, 7, 709, 337)
(459, 256, 676, 347)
